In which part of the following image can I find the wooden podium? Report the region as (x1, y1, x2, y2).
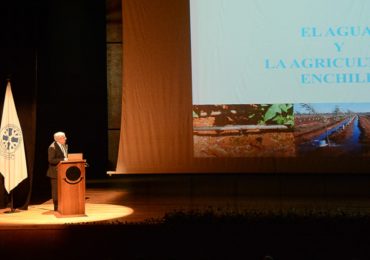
(57, 158, 86, 217)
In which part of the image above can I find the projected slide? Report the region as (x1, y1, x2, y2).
(191, 0, 370, 157)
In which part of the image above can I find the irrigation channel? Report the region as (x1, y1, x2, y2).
(298, 115, 364, 155)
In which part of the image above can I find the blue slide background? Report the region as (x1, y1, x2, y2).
(190, 0, 370, 105)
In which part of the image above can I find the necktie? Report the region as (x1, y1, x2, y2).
(60, 144, 67, 157)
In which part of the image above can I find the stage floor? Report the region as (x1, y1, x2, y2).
(1, 175, 370, 260)
(2, 174, 370, 227)
(0, 203, 133, 227)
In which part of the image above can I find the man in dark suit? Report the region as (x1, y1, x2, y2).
(47, 132, 68, 211)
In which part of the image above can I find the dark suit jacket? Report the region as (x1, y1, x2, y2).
(47, 141, 65, 178)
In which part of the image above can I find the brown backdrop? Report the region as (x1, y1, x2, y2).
(116, 0, 370, 174)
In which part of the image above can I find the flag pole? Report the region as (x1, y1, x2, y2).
(3, 78, 18, 213)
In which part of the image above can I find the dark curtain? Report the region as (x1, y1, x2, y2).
(32, 0, 107, 203)
(1, 0, 107, 209)
(0, 2, 39, 209)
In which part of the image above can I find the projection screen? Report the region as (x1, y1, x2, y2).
(115, 0, 370, 174)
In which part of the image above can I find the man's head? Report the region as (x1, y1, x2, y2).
(54, 132, 67, 145)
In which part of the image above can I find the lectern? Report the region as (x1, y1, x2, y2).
(56, 158, 86, 217)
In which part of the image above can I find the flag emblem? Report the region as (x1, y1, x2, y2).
(0, 124, 22, 158)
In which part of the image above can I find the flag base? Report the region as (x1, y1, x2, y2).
(3, 208, 21, 214)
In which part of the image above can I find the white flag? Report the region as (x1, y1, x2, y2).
(0, 82, 28, 193)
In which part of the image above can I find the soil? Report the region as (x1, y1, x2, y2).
(358, 115, 370, 156)
(293, 117, 345, 145)
(194, 132, 295, 157)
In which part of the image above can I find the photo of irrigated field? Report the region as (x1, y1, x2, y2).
(294, 103, 370, 157)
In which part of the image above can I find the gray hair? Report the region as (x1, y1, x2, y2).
(54, 131, 66, 141)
